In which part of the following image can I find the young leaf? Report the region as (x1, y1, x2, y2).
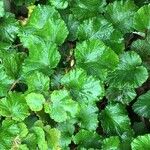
(25, 93, 45, 112)
(133, 4, 150, 32)
(77, 17, 124, 54)
(131, 134, 150, 150)
(133, 91, 150, 118)
(61, 68, 104, 104)
(105, 0, 137, 33)
(0, 93, 29, 121)
(107, 51, 148, 88)
(74, 40, 119, 80)
(20, 35, 61, 75)
(45, 89, 78, 122)
(0, 0, 4, 17)
(100, 103, 131, 135)
(102, 136, 121, 150)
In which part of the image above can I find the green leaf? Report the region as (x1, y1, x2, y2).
(45, 89, 78, 122)
(71, 0, 106, 20)
(77, 17, 124, 54)
(14, 0, 36, 6)
(49, 0, 68, 9)
(0, 93, 29, 121)
(0, 0, 5, 17)
(100, 103, 131, 135)
(106, 87, 136, 105)
(32, 127, 48, 150)
(25, 93, 45, 112)
(77, 103, 99, 131)
(0, 65, 14, 97)
(105, 0, 137, 33)
(131, 134, 150, 150)
(0, 13, 19, 42)
(20, 35, 61, 75)
(107, 51, 148, 88)
(21, 5, 68, 45)
(133, 91, 150, 118)
(25, 71, 50, 93)
(74, 40, 119, 80)
(44, 126, 61, 149)
(61, 68, 104, 104)
(73, 129, 102, 149)
(102, 136, 121, 150)
(133, 4, 150, 32)
(0, 119, 28, 150)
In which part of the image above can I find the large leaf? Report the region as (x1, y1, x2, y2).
(77, 103, 99, 131)
(73, 129, 102, 149)
(77, 17, 124, 54)
(133, 91, 150, 118)
(100, 103, 131, 135)
(45, 89, 78, 122)
(74, 40, 119, 80)
(102, 136, 121, 150)
(20, 35, 61, 75)
(25, 71, 50, 93)
(133, 4, 150, 32)
(0, 13, 19, 42)
(61, 68, 104, 104)
(107, 51, 148, 88)
(0, 65, 14, 97)
(0, 93, 29, 121)
(131, 134, 150, 150)
(105, 0, 137, 34)
(21, 5, 68, 45)
(0, 119, 28, 150)
(71, 0, 106, 20)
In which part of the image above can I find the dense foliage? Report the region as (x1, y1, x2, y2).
(1, 0, 150, 149)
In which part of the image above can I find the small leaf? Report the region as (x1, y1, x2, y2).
(61, 68, 104, 104)
(0, 0, 5, 17)
(25, 93, 45, 112)
(133, 91, 150, 118)
(131, 134, 150, 150)
(49, 0, 68, 9)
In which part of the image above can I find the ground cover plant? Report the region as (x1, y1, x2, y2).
(1, 0, 150, 149)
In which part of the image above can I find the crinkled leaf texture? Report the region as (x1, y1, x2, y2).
(100, 103, 131, 135)
(105, 0, 137, 33)
(20, 35, 61, 75)
(61, 68, 104, 104)
(0, 93, 29, 121)
(49, 0, 68, 9)
(102, 136, 121, 150)
(20, 5, 68, 45)
(73, 129, 102, 149)
(107, 51, 148, 88)
(0, 0, 4, 17)
(75, 40, 119, 80)
(77, 17, 124, 54)
(45, 89, 78, 122)
(133, 91, 150, 118)
(131, 134, 150, 150)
